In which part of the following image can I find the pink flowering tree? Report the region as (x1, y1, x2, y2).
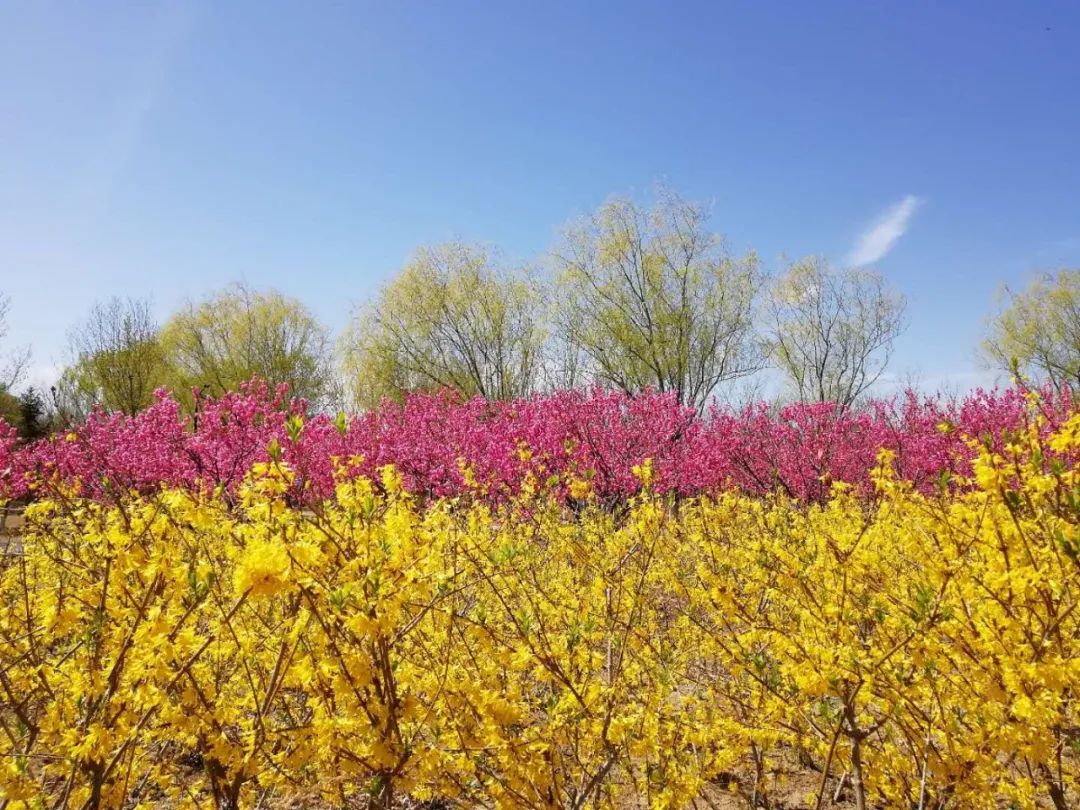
(1, 377, 1074, 506)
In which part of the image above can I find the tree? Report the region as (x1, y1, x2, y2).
(59, 297, 168, 416)
(17, 387, 49, 440)
(767, 257, 907, 407)
(983, 269, 1080, 392)
(0, 389, 20, 432)
(0, 293, 30, 434)
(342, 243, 544, 408)
(161, 283, 336, 408)
(552, 189, 766, 411)
(0, 293, 29, 394)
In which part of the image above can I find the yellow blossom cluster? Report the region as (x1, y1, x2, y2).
(2, 415, 1080, 808)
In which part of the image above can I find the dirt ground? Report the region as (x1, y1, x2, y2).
(696, 766, 856, 809)
(0, 507, 22, 554)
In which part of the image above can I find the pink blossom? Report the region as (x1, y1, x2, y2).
(1, 379, 1073, 505)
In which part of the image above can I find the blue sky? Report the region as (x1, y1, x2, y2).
(2, 1, 1079, 392)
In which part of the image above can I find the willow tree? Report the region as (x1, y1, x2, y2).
(768, 257, 907, 407)
(342, 243, 544, 408)
(161, 283, 335, 407)
(56, 297, 168, 417)
(983, 269, 1080, 392)
(552, 190, 766, 411)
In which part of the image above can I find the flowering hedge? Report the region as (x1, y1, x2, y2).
(3, 414, 1080, 807)
(1, 381, 1076, 504)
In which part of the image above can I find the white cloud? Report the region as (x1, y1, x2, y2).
(847, 195, 923, 266)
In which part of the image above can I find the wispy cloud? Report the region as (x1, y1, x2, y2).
(847, 195, 923, 266)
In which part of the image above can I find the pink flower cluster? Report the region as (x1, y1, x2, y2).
(0, 381, 1074, 504)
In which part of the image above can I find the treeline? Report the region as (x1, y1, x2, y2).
(1, 188, 1078, 438)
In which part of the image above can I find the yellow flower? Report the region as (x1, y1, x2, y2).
(567, 476, 592, 500)
(1049, 413, 1080, 453)
(380, 464, 404, 495)
(631, 457, 654, 487)
(8, 431, 1080, 809)
(973, 454, 1004, 491)
(234, 537, 292, 597)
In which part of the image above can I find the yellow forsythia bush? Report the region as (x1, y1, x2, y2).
(2, 415, 1080, 809)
